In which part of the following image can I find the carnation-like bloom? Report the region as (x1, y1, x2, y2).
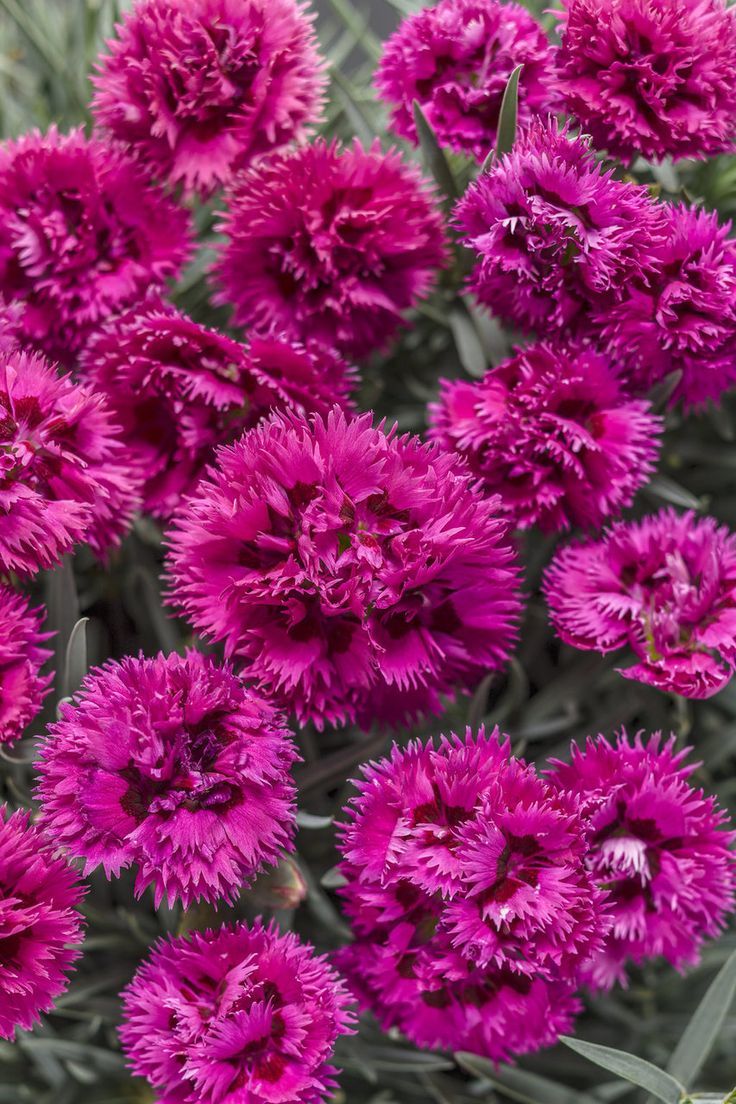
(0, 805, 85, 1039)
(0, 298, 22, 356)
(166, 409, 520, 730)
(214, 139, 447, 359)
(0, 584, 51, 745)
(544, 509, 736, 698)
(335, 727, 604, 1060)
(36, 651, 297, 908)
(428, 341, 661, 532)
(595, 204, 736, 408)
(81, 302, 357, 519)
(456, 119, 664, 333)
(0, 349, 142, 576)
(548, 732, 736, 989)
(375, 0, 556, 161)
(0, 127, 191, 365)
(555, 0, 736, 163)
(92, 0, 326, 196)
(119, 920, 354, 1104)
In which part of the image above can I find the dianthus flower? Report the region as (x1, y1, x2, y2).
(456, 119, 664, 333)
(81, 303, 357, 519)
(555, 0, 736, 163)
(0, 127, 191, 365)
(335, 727, 605, 1060)
(0, 584, 51, 746)
(214, 139, 447, 359)
(375, 0, 556, 161)
(595, 204, 736, 408)
(0, 349, 141, 576)
(36, 651, 297, 908)
(119, 919, 354, 1104)
(0, 805, 85, 1039)
(428, 340, 661, 532)
(92, 0, 326, 196)
(548, 732, 736, 989)
(0, 299, 22, 356)
(166, 409, 520, 730)
(544, 509, 736, 698)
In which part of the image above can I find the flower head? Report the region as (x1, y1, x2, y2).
(544, 509, 736, 698)
(548, 732, 736, 988)
(166, 409, 520, 730)
(555, 0, 736, 163)
(214, 139, 447, 359)
(456, 118, 664, 332)
(0, 584, 51, 746)
(429, 340, 661, 532)
(0, 805, 85, 1039)
(81, 302, 357, 519)
(335, 727, 604, 1059)
(0, 349, 142, 576)
(595, 204, 736, 408)
(0, 127, 191, 365)
(92, 0, 326, 196)
(376, 0, 556, 161)
(36, 651, 298, 908)
(119, 919, 354, 1104)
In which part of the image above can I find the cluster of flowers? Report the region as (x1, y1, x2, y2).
(337, 727, 736, 1058)
(2, 0, 736, 1097)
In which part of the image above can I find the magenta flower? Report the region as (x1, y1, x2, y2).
(0, 127, 191, 365)
(0, 298, 22, 356)
(375, 0, 556, 161)
(36, 651, 297, 908)
(548, 732, 736, 989)
(456, 118, 664, 333)
(555, 0, 736, 164)
(119, 919, 354, 1104)
(81, 302, 357, 519)
(544, 509, 736, 699)
(428, 340, 661, 532)
(0, 584, 51, 746)
(0, 805, 85, 1039)
(0, 349, 142, 577)
(595, 204, 736, 408)
(335, 727, 605, 1059)
(214, 139, 447, 359)
(166, 409, 520, 731)
(92, 0, 326, 197)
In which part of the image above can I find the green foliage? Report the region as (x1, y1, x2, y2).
(1, 2, 736, 1103)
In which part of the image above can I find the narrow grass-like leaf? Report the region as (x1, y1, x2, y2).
(413, 100, 460, 201)
(644, 475, 704, 511)
(667, 951, 736, 1086)
(325, 0, 382, 61)
(560, 1037, 685, 1104)
(62, 617, 88, 702)
(456, 1052, 599, 1104)
(482, 63, 523, 171)
(295, 811, 334, 829)
(331, 67, 378, 146)
(449, 306, 487, 378)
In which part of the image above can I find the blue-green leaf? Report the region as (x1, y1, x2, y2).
(560, 1037, 685, 1104)
(668, 951, 736, 1086)
(413, 99, 460, 201)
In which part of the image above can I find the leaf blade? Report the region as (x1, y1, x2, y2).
(667, 951, 736, 1086)
(560, 1037, 685, 1104)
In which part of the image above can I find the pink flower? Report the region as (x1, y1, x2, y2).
(92, 0, 326, 197)
(0, 349, 142, 576)
(544, 509, 736, 699)
(0, 805, 85, 1039)
(36, 651, 298, 908)
(0, 584, 51, 746)
(166, 409, 520, 730)
(81, 302, 357, 519)
(555, 0, 736, 163)
(0, 298, 22, 356)
(428, 340, 661, 532)
(0, 127, 191, 365)
(335, 727, 605, 1060)
(375, 0, 556, 161)
(119, 919, 354, 1104)
(595, 204, 736, 408)
(214, 139, 447, 359)
(548, 732, 736, 988)
(456, 118, 665, 332)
